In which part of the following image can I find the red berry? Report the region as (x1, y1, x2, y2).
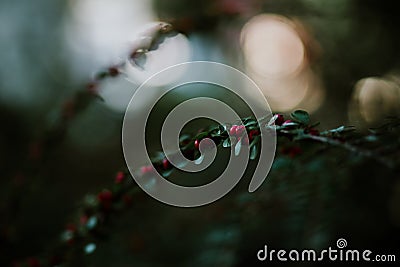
(98, 190, 112, 202)
(98, 190, 113, 210)
(162, 158, 170, 169)
(249, 130, 260, 141)
(115, 171, 125, 184)
(275, 114, 285, 126)
(283, 120, 293, 125)
(194, 139, 200, 149)
(229, 125, 237, 136)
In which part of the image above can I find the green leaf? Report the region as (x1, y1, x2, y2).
(222, 138, 231, 148)
(250, 145, 258, 160)
(195, 132, 209, 140)
(84, 243, 96, 254)
(179, 134, 191, 143)
(250, 136, 259, 148)
(321, 125, 355, 135)
(290, 110, 310, 124)
(244, 119, 257, 127)
(235, 139, 242, 156)
(162, 169, 173, 178)
(86, 216, 98, 229)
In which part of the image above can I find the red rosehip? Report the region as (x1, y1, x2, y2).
(249, 129, 260, 141)
(98, 190, 112, 202)
(115, 171, 125, 184)
(229, 125, 237, 136)
(194, 139, 200, 149)
(98, 190, 113, 210)
(162, 158, 170, 169)
(275, 114, 285, 126)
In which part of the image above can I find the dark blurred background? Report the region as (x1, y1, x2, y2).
(1, 0, 400, 266)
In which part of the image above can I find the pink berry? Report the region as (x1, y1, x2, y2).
(194, 139, 200, 149)
(162, 158, 170, 169)
(275, 114, 285, 126)
(229, 125, 237, 136)
(115, 171, 125, 184)
(98, 190, 112, 202)
(249, 130, 260, 141)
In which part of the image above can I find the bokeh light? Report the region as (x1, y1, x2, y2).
(349, 76, 400, 125)
(241, 14, 324, 112)
(241, 14, 306, 79)
(65, 0, 155, 76)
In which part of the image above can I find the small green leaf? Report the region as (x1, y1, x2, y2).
(290, 110, 310, 124)
(223, 138, 231, 148)
(250, 136, 259, 148)
(244, 119, 257, 127)
(195, 132, 209, 140)
(86, 216, 98, 229)
(179, 134, 191, 143)
(84, 243, 96, 254)
(250, 145, 258, 160)
(162, 169, 173, 178)
(235, 139, 242, 156)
